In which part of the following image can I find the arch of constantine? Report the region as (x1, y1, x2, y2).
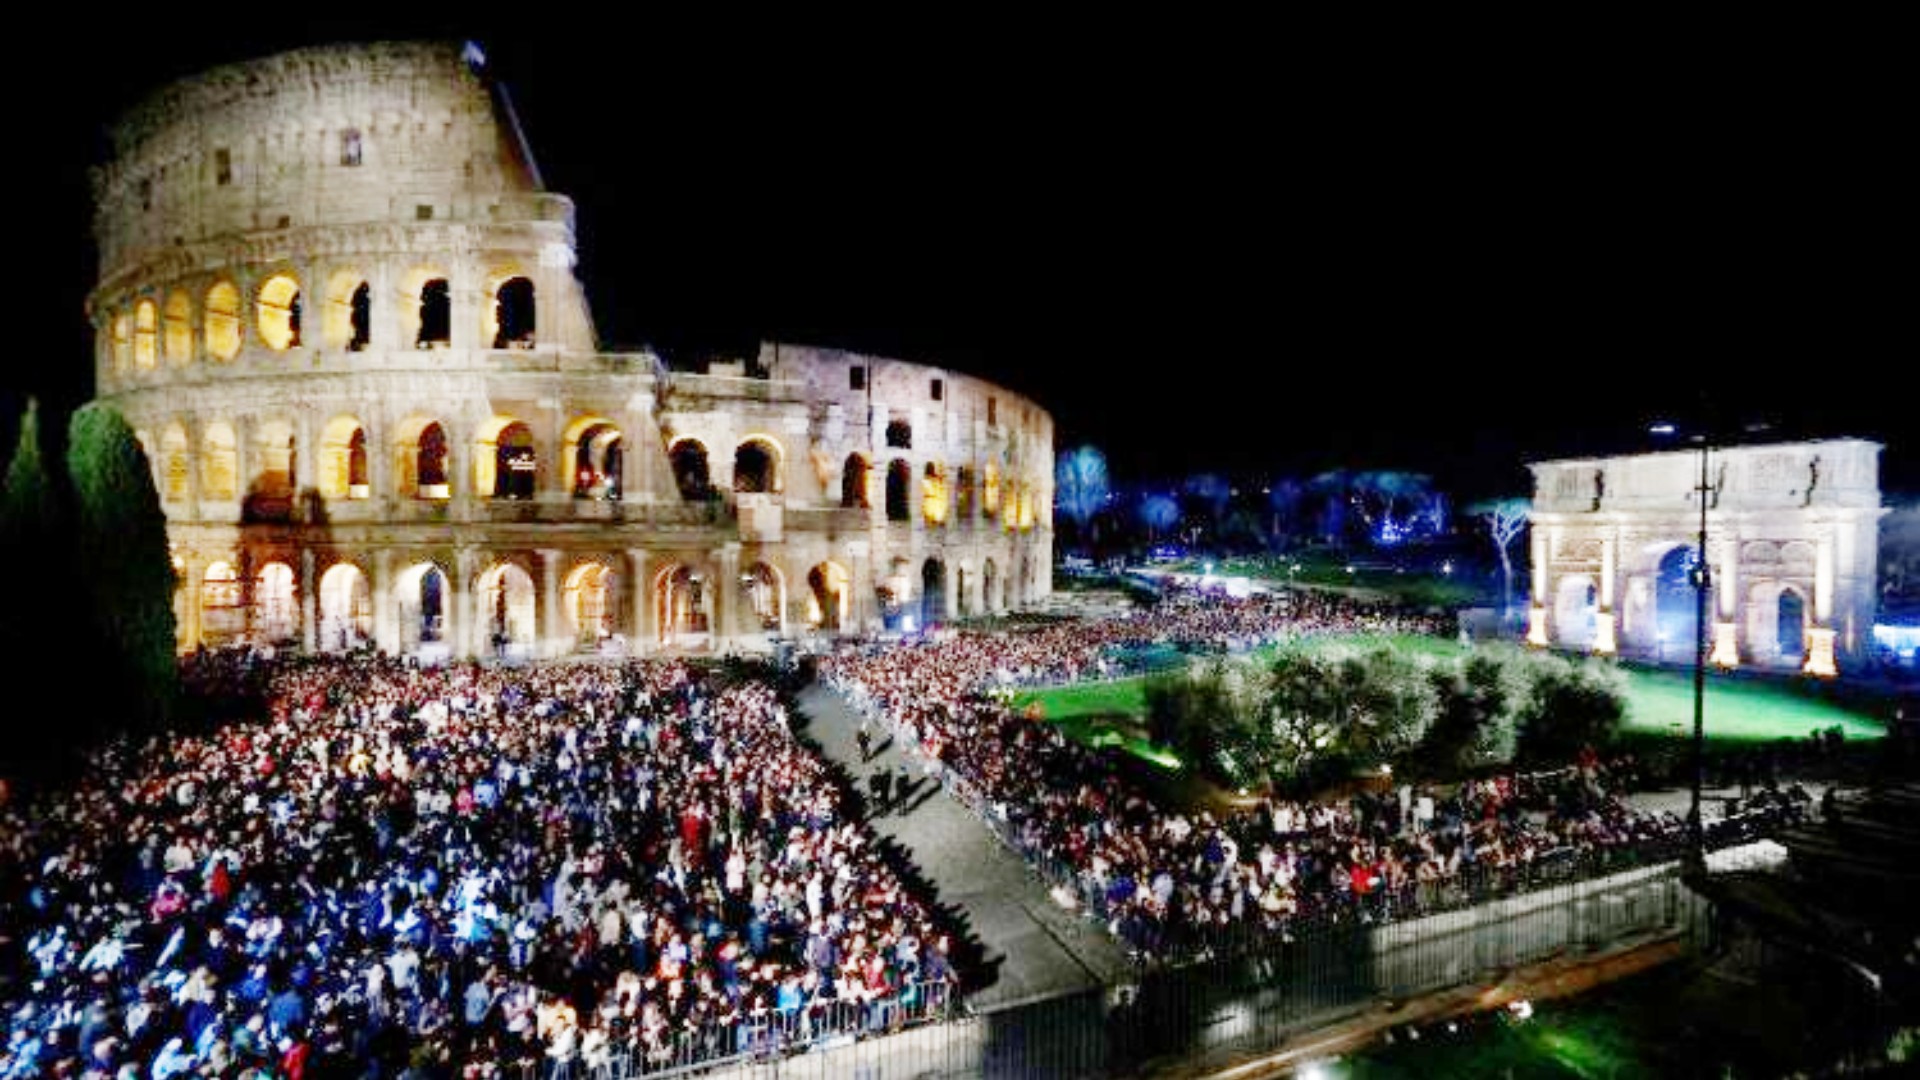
(86, 42, 1054, 659)
(1527, 439, 1884, 676)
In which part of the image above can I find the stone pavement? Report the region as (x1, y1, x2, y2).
(793, 683, 1133, 1011)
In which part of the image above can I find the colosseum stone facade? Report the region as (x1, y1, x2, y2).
(87, 41, 1054, 659)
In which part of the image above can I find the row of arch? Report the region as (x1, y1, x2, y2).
(106, 271, 536, 374)
(827, 452, 1037, 529)
(1550, 545, 1814, 664)
(185, 553, 1018, 653)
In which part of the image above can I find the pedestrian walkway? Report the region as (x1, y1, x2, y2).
(794, 683, 1132, 1010)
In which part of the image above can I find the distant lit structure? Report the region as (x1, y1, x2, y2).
(86, 42, 1054, 659)
(1527, 439, 1884, 675)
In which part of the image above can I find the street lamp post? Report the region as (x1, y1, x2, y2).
(1689, 431, 1710, 873)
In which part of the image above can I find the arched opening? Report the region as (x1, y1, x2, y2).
(393, 418, 450, 500)
(161, 423, 190, 502)
(1655, 546, 1706, 663)
(133, 299, 157, 370)
(564, 419, 624, 499)
(201, 422, 237, 501)
(479, 562, 537, 656)
(983, 558, 998, 613)
(921, 558, 946, 629)
(733, 438, 781, 494)
(200, 561, 244, 647)
(841, 454, 870, 509)
(1778, 589, 1807, 658)
(886, 459, 911, 521)
(319, 417, 369, 499)
(956, 466, 975, 520)
(670, 439, 711, 501)
(1554, 575, 1598, 651)
(251, 420, 295, 501)
(807, 562, 850, 631)
(254, 562, 297, 643)
(163, 291, 193, 365)
(205, 281, 242, 361)
(922, 462, 949, 525)
(394, 562, 449, 652)
(490, 276, 536, 349)
(324, 273, 371, 351)
(475, 417, 538, 500)
(886, 420, 912, 449)
(318, 563, 371, 652)
(983, 461, 1001, 519)
(417, 278, 450, 348)
(256, 274, 301, 351)
(110, 312, 132, 374)
(656, 565, 710, 642)
(743, 562, 784, 634)
(565, 562, 618, 647)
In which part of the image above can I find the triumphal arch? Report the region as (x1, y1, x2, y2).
(1527, 439, 1884, 676)
(86, 42, 1055, 659)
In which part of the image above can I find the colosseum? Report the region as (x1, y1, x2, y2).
(86, 41, 1055, 659)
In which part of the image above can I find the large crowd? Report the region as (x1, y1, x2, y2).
(1, 656, 953, 1079)
(821, 585, 1805, 961)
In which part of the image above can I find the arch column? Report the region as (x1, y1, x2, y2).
(373, 549, 396, 655)
(182, 557, 204, 650)
(1806, 531, 1839, 676)
(295, 413, 315, 501)
(457, 546, 481, 660)
(848, 540, 872, 632)
(627, 549, 652, 650)
(299, 548, 317, 653)
(539, 549, 563, 659)
(372, 260, 399, 354)
(1527, 527, 1551, 646)
(713, 543, 740, 649)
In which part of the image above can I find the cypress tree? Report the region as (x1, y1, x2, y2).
(2, 399, 73, 772)
(67, 402, 177, 733)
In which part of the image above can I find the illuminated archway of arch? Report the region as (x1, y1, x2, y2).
(956, 466, 976, 521)
(205, 281, 242, 361)
(563, 416, 624, 500)
(319, 416, 369, 499)
(256, 273, 302, 351)
(110, 311, 132, 374)
(324, 271, 371, 351)
(479, 562, 537, 654)
(654, 563, 711, 643)
(486, 274, 536, 349)
(318, 562, 372, 651)
(564, 561, 619, 646)
(201, 560, 244, 646)
(743, 561, 784, 634)
(922, 462, 949, 525)
(255, 562, 297, 643)
(133, 299, 158, 370)
(983, 461, 1001, 518)
(669, 438, 711, 502)
(475, 416, 538, 499)
(201, 422, 237, 501)
(393, 562, 450, 652)
(733, 436, 783, 494)
(392, 417, 450, 500)
(163, 291, 193, 365)
(161, 423, 190, 502)
(806, 561, 850, 631)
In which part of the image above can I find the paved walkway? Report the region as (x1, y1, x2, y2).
(793, 683, 1132, 1010)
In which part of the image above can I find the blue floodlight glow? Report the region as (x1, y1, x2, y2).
(1874, 624, 1920, 663)
(1650, 422, 1676, 436)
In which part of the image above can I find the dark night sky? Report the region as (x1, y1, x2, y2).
(16, 20, 1912, 504)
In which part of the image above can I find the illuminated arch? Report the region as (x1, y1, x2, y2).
(654, 563, 711, 643)
(956, 466, 975, 520)
(318, 562, 372, 651)
(200, 421, 237, 501)
(318, 416, 369, 499)
(983, 461, 1001, 518)
(921, 462, 949, 525)
(110, 311, 132, 374)
(256, 273, 302, 351)
(133, 299, 158, 370)
(806, 561, 851, 631)
(163, 291, 193, 365)
(323, 271, 371, 351)
(478, 562, 538, 652)
(474, 416, 538, 499)
(393, 561, 450, 651)
(160, 423, 190, 502)
(563, 416, 624, 499)
(392, 417, 450, 500)
(841, 453, 870, 509)
(564, 561, 619, 644)
(743, 561, 785, 634)
(1553, 574, 1598, 651)
(733, 435, 783, 494)
(487, 275, 536, 349)
(205, 281, 242, 361)
(254, 562, 297, 643)
(669, 438, 711, 502)
(201, 561, 243, 646)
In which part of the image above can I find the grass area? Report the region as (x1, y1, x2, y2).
(1162, 551, 1488, 609)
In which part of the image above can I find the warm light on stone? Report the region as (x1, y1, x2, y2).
(1591, 612, 1617, 655)
(1710, 621, 1740, 669)
(1527, 606, 1549, 647)
(1803, 628, 1839, 678)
